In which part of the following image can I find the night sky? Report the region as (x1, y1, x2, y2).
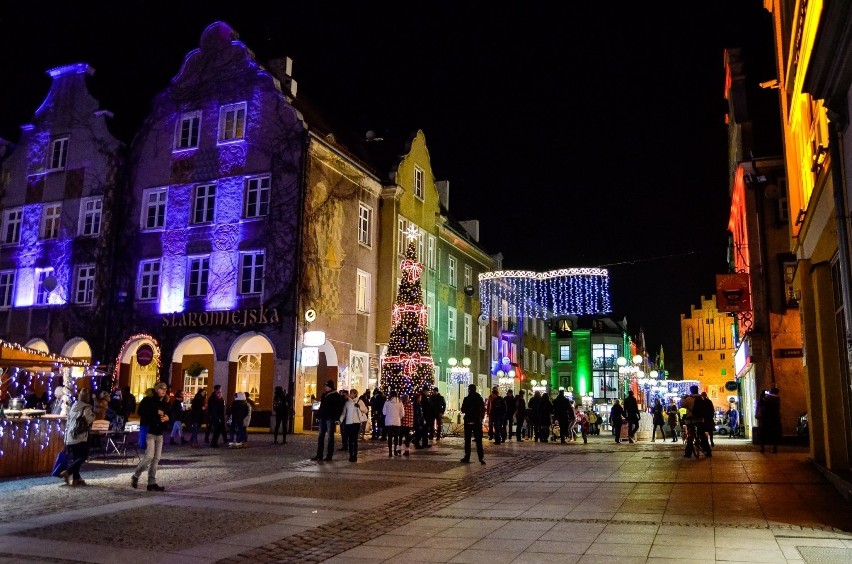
(0, 1, 776, 374)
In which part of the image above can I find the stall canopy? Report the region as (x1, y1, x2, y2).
(0, 339, 89, 368)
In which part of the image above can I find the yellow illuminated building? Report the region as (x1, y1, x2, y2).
(680, 296, 736, 409)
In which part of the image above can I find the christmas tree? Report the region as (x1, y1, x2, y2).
(381, 228, 434, 396)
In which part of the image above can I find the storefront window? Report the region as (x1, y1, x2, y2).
(183, 369, 208, 407)
(237, 353, 261, 400)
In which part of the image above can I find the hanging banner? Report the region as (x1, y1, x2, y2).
(716, 273, 751, 312)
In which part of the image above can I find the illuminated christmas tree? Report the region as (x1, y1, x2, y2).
(381, 227, 434, 396)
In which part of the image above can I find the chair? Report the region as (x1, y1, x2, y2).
(88, 419, 111, 459)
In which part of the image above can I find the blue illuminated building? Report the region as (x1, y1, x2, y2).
(117, 22, 306, 411)
(0, 63, 124, 393)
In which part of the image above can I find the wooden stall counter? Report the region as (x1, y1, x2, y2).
(0, 415, 66, 478)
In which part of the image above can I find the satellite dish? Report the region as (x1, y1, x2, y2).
(477, 314, 489, 326)
(464, 285, 475, 297)
(42, 276, 58, 292)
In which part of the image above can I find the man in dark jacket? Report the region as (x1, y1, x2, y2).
(131, 382, 169, 492)
(312, 380, 345, 462)
(489, 388, 507, 444)
(552, 389, 572, 443)
(207, 386, 226, 447)
(460, 384, 486, 464)
(429, 387, 446, 441)
(623, 390, 640, 444)
(370, 388, 386, 440)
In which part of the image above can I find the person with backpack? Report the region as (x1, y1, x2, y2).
(60, 388, 96, 487)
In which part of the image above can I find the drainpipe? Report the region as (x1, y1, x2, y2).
(828, 117, 852, 377)
(289, 130, 310, 434)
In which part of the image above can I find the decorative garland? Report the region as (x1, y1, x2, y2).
(112, 333, 161, 380)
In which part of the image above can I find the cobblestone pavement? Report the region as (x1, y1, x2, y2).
(1, 432, 852, 563)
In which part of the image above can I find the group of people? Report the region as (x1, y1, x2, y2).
(367, 386, 446, 444)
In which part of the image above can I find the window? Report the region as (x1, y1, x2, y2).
(0, 271, 15, 307)
(464, 313, 472, 345)
(417, 230, 425, 262)
(698, 354, 704, 361)
(244, 176, 270, 218)
(2, 208, 22, 244)
(427, 291, 435, 329)
(777, 177, 789, 223)
(187, 256, 210, 297)
(35, 268, 54, 305)
(491, 337, 499, 363)
(540, 353, 546, 374)
(448, 306, 457, 340)
(720, 353, 726, 360)
(427, 235, 436, 270)
(143, 189, 167, 229)
(240, 252, 265, 294)
(41, 203, 61, 239)
(531, 318, 537, 337)
(479, 323, 486, 350)
(75, 265, 95, 304)
(559, 345, 571, 361)
(783, 261, 798, 307)
(414, 166, 424, 200)
(464, 265, 472, 289)
(358, 203, 372, 247)
(397, 217, 409, 255)
(218, 102, 246, 142)
(193, 184, 216, 224)
(356, 269, 370, 313)
(138, 260, 161, 300)
(511, 343, 518, 363)
(48, 137, 69, 171)
(592, 344, 618, 370)
(79, 197, 103, 236)
(524, 348, 529, 370)
(175, 111, 201, 150)
(448, 255, 457, 287)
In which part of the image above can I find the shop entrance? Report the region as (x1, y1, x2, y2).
(228, 333, 275, 411)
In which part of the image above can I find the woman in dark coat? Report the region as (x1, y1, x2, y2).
(535, 393, 553, 442)
(610, 399, 626, 444)
(651, 398, 665, 442)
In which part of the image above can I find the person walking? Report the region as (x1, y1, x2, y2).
(623, 390, 640, 444)
(189, 389, 206, 447)
(553, 389, 572, 444)
(758, 387, 782, 454)
(382, 390, 404, 457)
(666, 398, 679, 442)
(489, 388, 506, 444)
(535, 392, 553, 442)
(311, 380, 345, 462)
(340, 389, 368, 462)
(504, 389, 515, 441)
(61, 388, 96, 487)
(680, 385, 711, 457)
(610, 399, 626, 443)
(370, 388, 386, 441)
(207, 386, 226, 448)
(131, 382, 170, 491)
(169, 390, 186, 445)
(651, 398, 665, 442)
(429, 386, 446, 441)
(460, 384, 486, 464)
(515, 390, 527, 441)
(272, 386, 292, 444)
(400, 393, 414, 456)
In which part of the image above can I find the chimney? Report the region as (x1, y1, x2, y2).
(435, 180, 450, 209)
(266, 57, 298, 100)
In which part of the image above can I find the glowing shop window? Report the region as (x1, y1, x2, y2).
(237, 353, 262, 400)
(183, 369, 208, 405)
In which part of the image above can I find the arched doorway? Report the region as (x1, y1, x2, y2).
(61, 338, 94, 392)
(116, 334, 161, 403)
(172, 334, 216, 406)
(228, 333, 275, 411)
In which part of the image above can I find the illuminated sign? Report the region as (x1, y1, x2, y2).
(716, 273, 752, 313)
(734, 341, 749, 376)
(302, 347, 319, 367)
(161, 306, 280, 328)
(303, 331, 326, 347)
